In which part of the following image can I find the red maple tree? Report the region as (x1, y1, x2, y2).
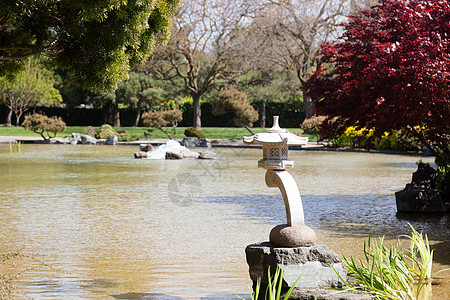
(305, 0, 449, 165)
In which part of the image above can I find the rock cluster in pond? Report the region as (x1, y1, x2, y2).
(395, 163, 449, 213)
(135, 140, 215, 160)
(60, 133, 119, 145)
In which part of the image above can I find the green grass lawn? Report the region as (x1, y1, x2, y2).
(0, 125, 317, 141)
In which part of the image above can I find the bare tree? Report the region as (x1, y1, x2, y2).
(247, 0, 377, 118)
(147, 0, 262, 129)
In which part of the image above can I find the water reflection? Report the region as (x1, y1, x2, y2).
(0, 144, 447, 299)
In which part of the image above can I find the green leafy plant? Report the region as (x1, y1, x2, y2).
(239, 265, 302, 300)
(95, 124, 117, 139)
(117, 132, 139, 142)
(337, 224, 444, 300)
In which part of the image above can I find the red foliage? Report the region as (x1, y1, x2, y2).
(305, 0, 449, 164)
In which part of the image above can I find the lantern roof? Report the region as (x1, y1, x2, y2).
(243, 116, 308, 146)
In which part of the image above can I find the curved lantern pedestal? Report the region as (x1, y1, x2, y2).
(265, 169, 316, 247)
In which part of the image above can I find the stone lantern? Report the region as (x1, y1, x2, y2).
(243, 116, 315, 247)
(243, 116, 347, 294)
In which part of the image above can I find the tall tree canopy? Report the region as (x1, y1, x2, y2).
(246, 0, 376, 118)
(0, 0, 180, 93)
(147, 0, 262, 129)
(0, 58, 62, 126)
(305, 0, 450, 165)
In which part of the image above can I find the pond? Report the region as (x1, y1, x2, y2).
(0, 144, 448, 299)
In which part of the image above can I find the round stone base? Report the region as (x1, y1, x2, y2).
(269, 224, 316, 247)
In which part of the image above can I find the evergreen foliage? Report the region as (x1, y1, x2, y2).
(212, 89, 258, 128)
(0, 0, 181, 93)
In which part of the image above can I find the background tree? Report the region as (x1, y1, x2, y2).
(232, 69, 302, 127)
(305, 0, 449, 165)
(212, 88, 259, 130)
(0, 0, 180, 93)
(115, 70, 186, 127)
(116, 72, 162, 127)
(147, 0, 262, 129)
(0, 59, 62, 126)
(246, 0, 378, 118)
(142, 109, 182, 139)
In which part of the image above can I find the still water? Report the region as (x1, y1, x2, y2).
(0, 144, 448, 299)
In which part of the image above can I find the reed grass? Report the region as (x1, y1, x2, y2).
(337, 223, 444, 300)
(239, 265, 302, 300)
(9, 141, 21, 153)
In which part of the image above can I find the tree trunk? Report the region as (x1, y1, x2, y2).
(114, 103, 121, 127)
(15, 112, 21, 127)
(303, 90, 315, 119)
(5, 109, 12, 126)
(259, 98, 267, 128)
(102, 101, 114, 125)
(192, 93, 202, 130)
(133, 98, 143, 127)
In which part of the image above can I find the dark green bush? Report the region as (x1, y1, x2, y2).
(184, 127, 205, 139)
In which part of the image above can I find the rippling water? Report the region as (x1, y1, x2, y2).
(0, 144, 448, 299)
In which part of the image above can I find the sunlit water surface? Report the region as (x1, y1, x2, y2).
(0, 144, 448, 299)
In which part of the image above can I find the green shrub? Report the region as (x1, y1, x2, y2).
(117, 132, 139, 142)
(375, 130, 421, 152)
(212, 88, 258, 127)
(184, 127, 205, 139)
(22, 113, 66, 141)
(96, 124, 117, 139)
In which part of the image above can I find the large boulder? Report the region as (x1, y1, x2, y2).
(140, 144, 154, 152)
(165, 151, 183, 160)
(106, 134, 118, 145)
(69, 133, 81, 144)
(180, 137, 212, 148)
(198, 151, 216, 160)
(180, 137, 199, 147)
(395, 163, 448, 213)
(146, 140, 200, 159)
(80, 134, 97, 145)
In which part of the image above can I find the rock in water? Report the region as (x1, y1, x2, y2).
(70, 133, 81, 144)
(395, 163, 448, 213)
(80, 134, 97, 145)
(166, 151, 183, 160)
(146, 140, 199, 159)
(106, 134, 118, 145)
(180, 137, 199, 147)
(198, 151, 216, 159)
(134, 152, 148, 159)
(140, 144, 154, 152)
